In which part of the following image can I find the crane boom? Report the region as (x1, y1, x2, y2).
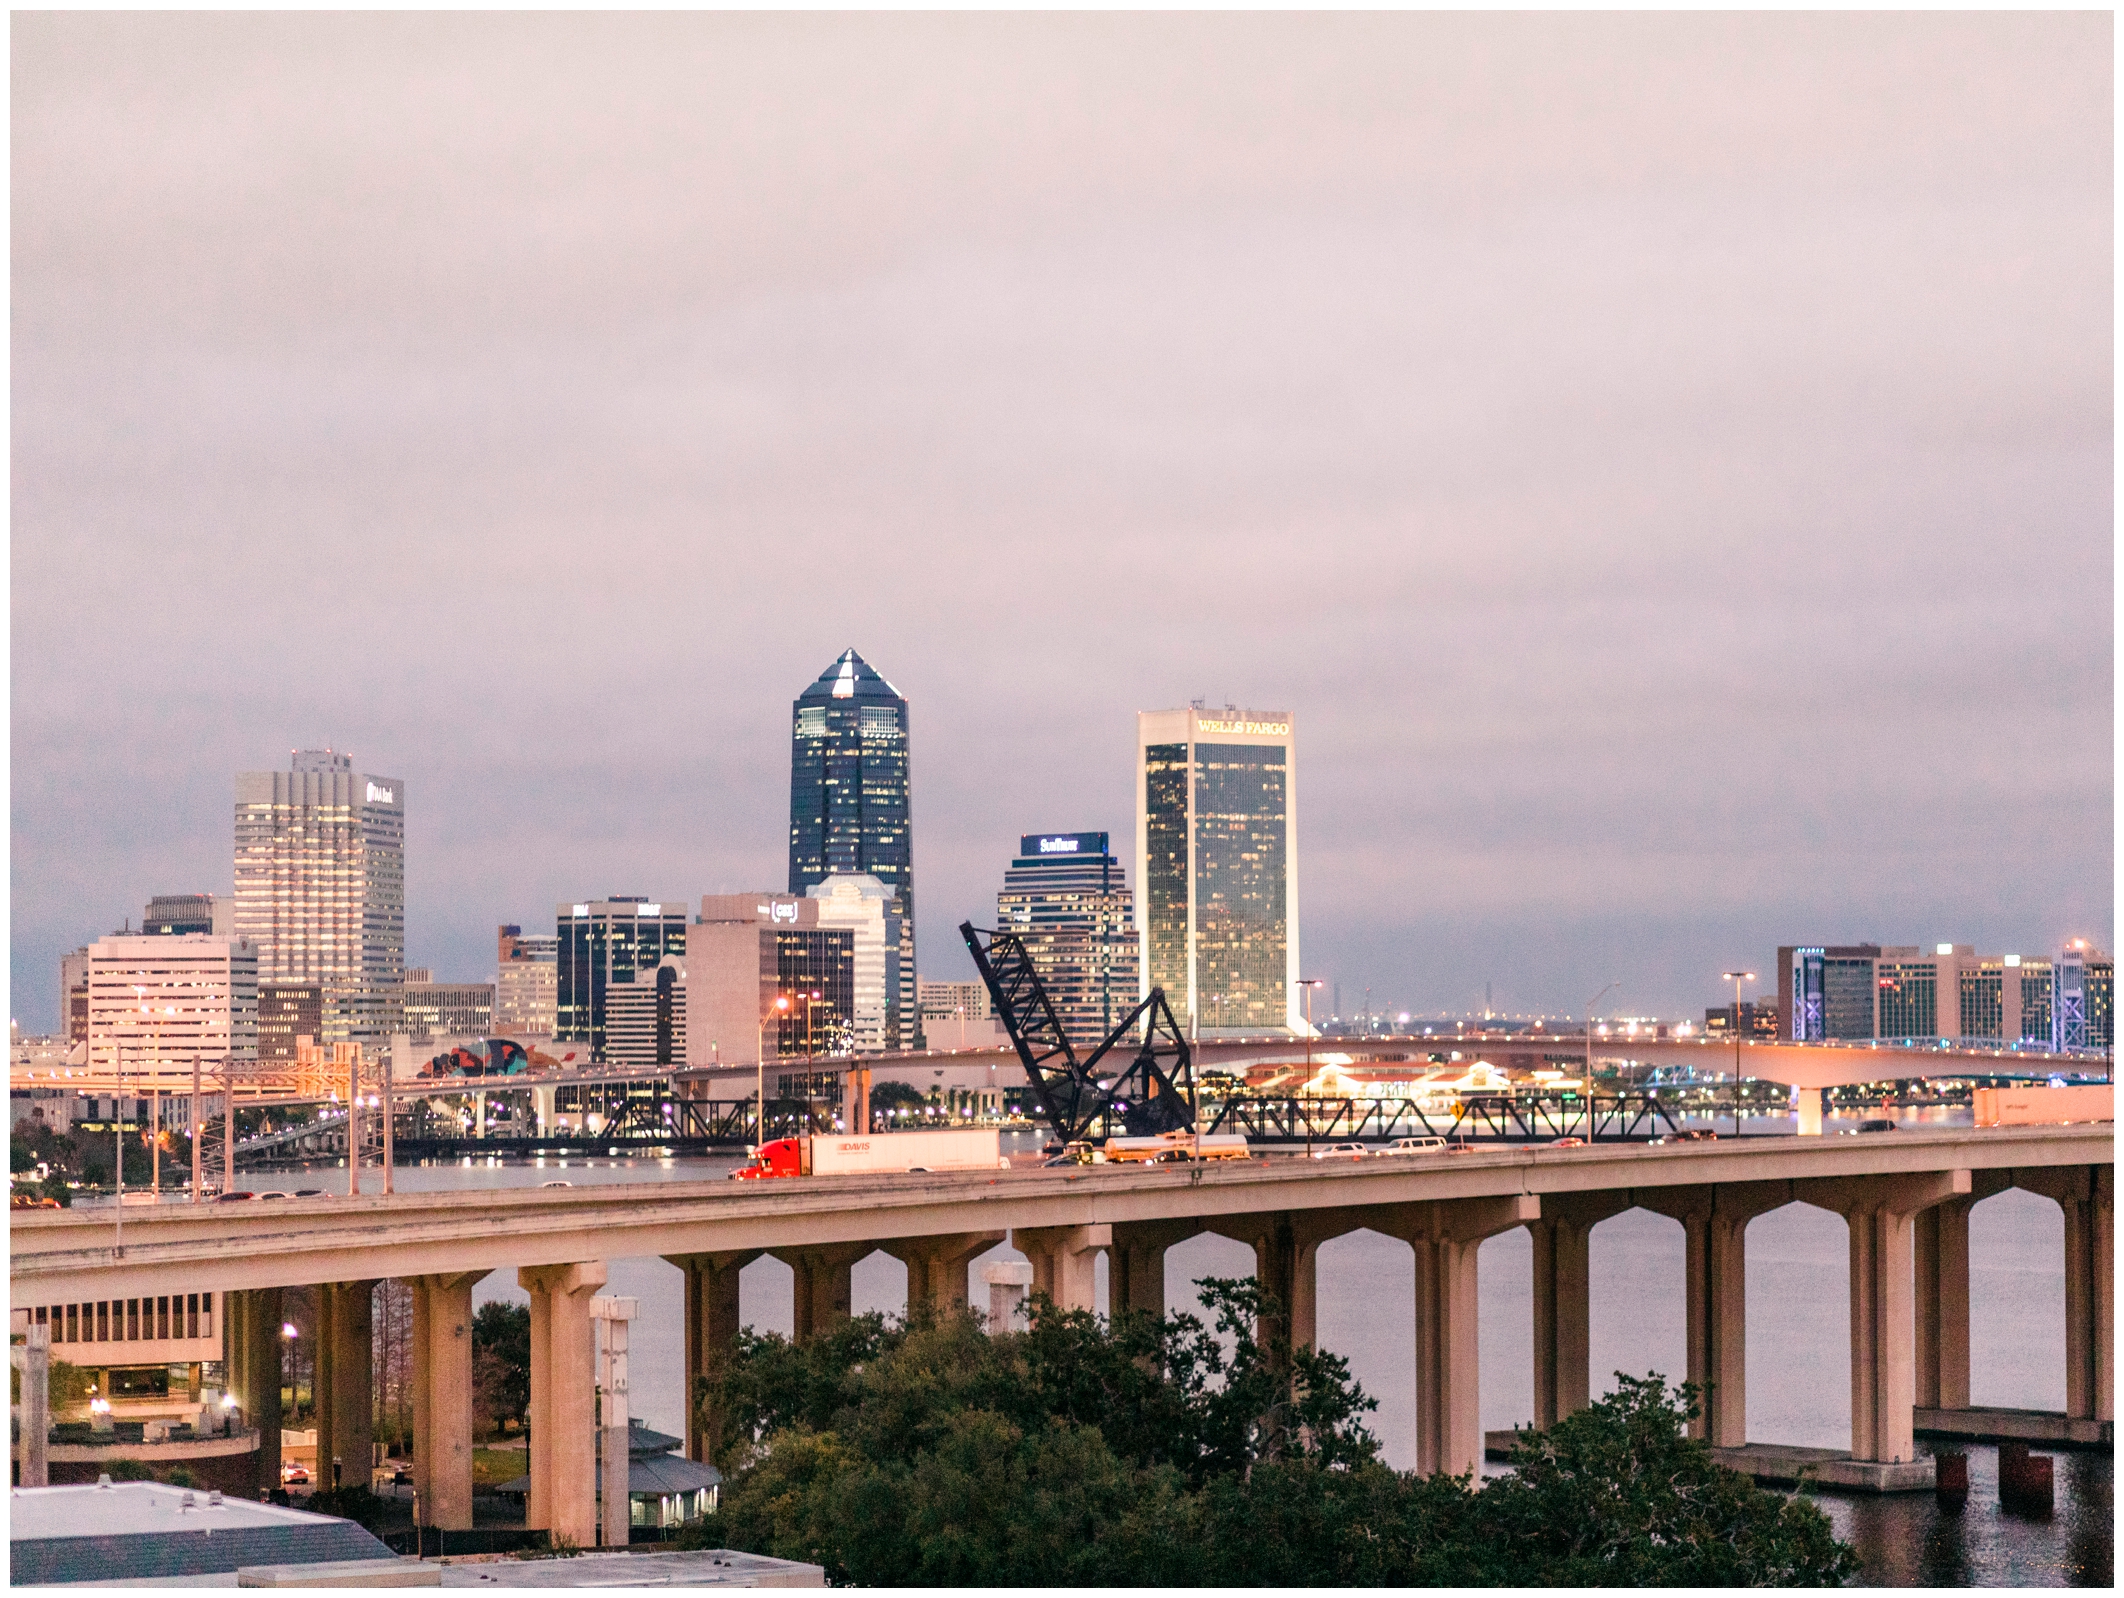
(960, 921, 1197, 1144)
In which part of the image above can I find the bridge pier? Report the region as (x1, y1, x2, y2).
(888, 1231, 1009, 1317)
(1797, 1170, 1971, 1466)
(1915, 1190, 1981, 1412)
(409, 1270, 488, 1530)
(1368, 1195, 1538, 1476)
(1636, 1182, 1787, 1446)
(519, 1262, 606, 1546)
(227, 1287, 284, 1494)
(1529, 1192, 1630, 1429)
(772, 1243, 870, 1340)
(315, 1279, 376, 1492)
(1012, 1225, 1111, 1315)
(1208, 1211, 1337, 1351)
(666, 1250, 758, 1465)
(1108, 1219, 1203, 1319)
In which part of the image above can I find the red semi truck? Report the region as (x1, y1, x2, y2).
(731, 1127, 1007, 1180)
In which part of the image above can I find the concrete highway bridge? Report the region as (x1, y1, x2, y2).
(11, 1125, 2110, 1536)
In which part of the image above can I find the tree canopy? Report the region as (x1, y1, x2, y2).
(685, 1284, 1856, 1587)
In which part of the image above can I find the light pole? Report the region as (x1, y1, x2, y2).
(1721, 971, 1757, 1138)
(1297, 980, 1322, 1076)
(1584, 982, 1619, 1137)
(757, 995, 792, 1150)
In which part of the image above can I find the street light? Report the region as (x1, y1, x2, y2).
(1722, 971, 1757, 1138)
(757, 995, 793, 1150)
(1584, 982, 1620, 1137)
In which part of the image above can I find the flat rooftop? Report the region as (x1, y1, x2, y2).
(9, 1481, 337, 1541)
(10, 1481, 395, 1585)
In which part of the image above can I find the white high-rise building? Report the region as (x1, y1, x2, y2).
(1136, 707, 1302, 1035)
(84, 934, 258, 1091)
(806, 874, 910, 1053)
(233, 749, 404, 1045)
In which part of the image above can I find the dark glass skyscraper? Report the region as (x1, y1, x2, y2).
(789, 649, 916, 1005)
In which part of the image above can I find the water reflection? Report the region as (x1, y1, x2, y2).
(1817, 1443, 2111, 1588)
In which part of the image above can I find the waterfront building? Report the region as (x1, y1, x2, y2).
(1779, 943, 2060, 1045)
(495, 924, 559, 1036)
(2051, 940, 2114, 1052)
(688, 894, 856, 1070)
(607, 957, 688, 1069)
(84, 934, 258, 1091)
(918, 979, 989, 1020)
(403, 980, 496, 1039)
(995, 831, 1141, 1045)
(1136, 706, 1301, 1035)
(257, 981, 323, 1064)
(233, 749, 405, 1046)
(788, 649, 919, 1043)
(807, 874, 912, 1053)
(556, 899, 687, 1061)
(142, 894, 230, 936)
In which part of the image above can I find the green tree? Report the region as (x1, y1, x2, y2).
(691, 1292, 1855, 1587)
(471, 1302, 530, 1434)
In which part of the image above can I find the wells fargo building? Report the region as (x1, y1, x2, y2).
(1135, 707, 1300, 1036)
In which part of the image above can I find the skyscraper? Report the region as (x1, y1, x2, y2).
(233, 749, 404, 1045)
(788, 649, 917, 1041)
(1136, 707, 1301, 1035)
(996, 832, 1141, 1046)
(555, 898, 687, 1060)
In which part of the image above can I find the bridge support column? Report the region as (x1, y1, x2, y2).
(409, 1270, 488, 1529)
(1369, 1195, 1538, 1476)
(772, 1243, 870, 1340)
(1012, 1225, 1112, 1315)
(228, 1287, 284, 1495)
(520, 1262, 606, 1546)
(889, 1231, 1009, 1316)
(1207, 1211, 1354, 1352)
(1638, 1182, 1786, 1446)
(1109, 1219, 1203, 1320)
(2013, 1165, 2113, 1423)
(591, 1295, 634, 1550)
(1914, 1196, 1977, 1411)
(1530, 1193, 1629, 1429)
(1798, 1170, 1971, 1464)
(315, 1280, 377, 1492)
(665, 1251, 758, 1465)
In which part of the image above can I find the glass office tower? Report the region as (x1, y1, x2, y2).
(1136, 708, 1300, 1035)
(555, 898, 688, 1060)
(997, 832, 1141, 1046)
(789, 650, 917, 1041)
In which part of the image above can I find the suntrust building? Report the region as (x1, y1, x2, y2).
(1136, 707, 1300, 1036)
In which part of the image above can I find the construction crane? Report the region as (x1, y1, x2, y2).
(960, 921, 1198, 1145)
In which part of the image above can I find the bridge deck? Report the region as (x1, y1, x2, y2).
(9, 1125, 2108, 1304)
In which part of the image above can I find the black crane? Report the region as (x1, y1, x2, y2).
(960, 921, 1197, 1146)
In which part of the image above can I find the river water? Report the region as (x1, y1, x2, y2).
(272, 1116, 2107, 1586)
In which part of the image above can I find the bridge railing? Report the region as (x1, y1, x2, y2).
(1201, 1092, 1680, 1144)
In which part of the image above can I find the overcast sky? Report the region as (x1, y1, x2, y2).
(11, 12, 2113, 1033)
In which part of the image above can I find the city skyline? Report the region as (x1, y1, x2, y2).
(11, 13, 2111, 1031)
